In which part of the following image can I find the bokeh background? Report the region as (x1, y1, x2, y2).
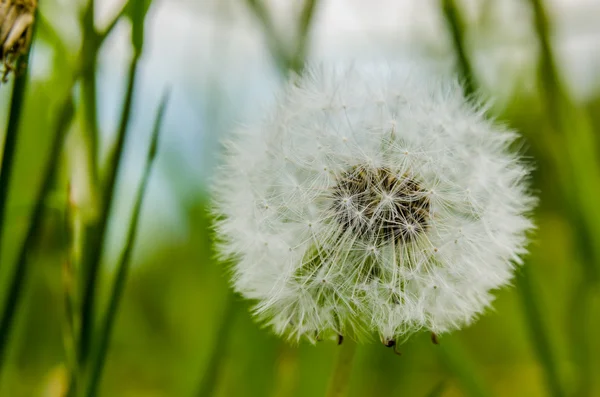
(1, 0, 600, 396)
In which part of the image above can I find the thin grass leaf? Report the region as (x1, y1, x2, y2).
(440, 0, 476, 97)
(85, 89, 169, 397)
(245, 0, 319, 75)
(0, 7, 38, 267)
(77, 0, 154, 365)
(61, 183, 80, 393)
(245, 0, 290, 73)
(527, 0, 600, 279)
(78, 0, 101, 187)
(77, 48, 142, 368)
(97, 1, 130, 43)
(76, 0, 132, 184)
(0, 93, 75, 371)
(288, 0, 319, 74)
(0, 58, 28, 268)
(527, 1, 598, 394)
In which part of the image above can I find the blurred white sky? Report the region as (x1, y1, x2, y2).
(38, 0, 600, 262)
(93, 0, 600, 94)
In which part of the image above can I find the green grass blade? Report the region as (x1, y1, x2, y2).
(85, 90, 170, 397)
(0, 93, 75, 372)
(440, 0, 476, 97)
(77, 49, 142, 368)
(288, 0, 319, 74)
(526, 1, 598, 394)
(0, 36, 35, 269)
(77, 0, 154, 380)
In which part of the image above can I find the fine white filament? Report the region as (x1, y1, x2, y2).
(212, 64, 535, 344)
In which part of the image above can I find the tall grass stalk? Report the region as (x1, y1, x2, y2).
(0, 65, 28, 269)
(77, 0, 153, 370)
(78, 0, 145, 367)
(78, 0, 129, 186)
(61, 183, 80, 391)
(527, 1, 598, 395)
(245, 0, 319, 75)
(441, 1, 567, 395)
(77, 47, 142, 372)
(528, 0, 600, 277)
(0, 9, 38, 270)
(0, 93, 75, 371)
(440, 0, 476, 97)
(0, 10, 39, 372)
(86, 90, 169, 397)
(79, 0, 100, 187)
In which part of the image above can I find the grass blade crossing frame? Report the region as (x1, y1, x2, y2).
(85, 90, 170, 397)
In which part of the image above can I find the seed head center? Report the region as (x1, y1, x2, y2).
(331, 166, 430, 242)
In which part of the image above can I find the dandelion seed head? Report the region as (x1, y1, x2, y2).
(212, 63, 535, 344)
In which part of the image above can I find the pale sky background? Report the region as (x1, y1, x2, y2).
(28, 0, 600, 262)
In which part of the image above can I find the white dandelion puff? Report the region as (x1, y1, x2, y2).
(211, 63, 535, 345)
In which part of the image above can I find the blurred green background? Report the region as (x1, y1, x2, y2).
(1, 0, 600, 396)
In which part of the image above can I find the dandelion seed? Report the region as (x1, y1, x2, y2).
(212, 64, 535, 345)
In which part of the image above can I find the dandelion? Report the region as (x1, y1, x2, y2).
(0, 0, 36, 82)
(212, 64, 535, 345)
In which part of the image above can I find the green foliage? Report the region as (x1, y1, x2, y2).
(1, 0, 600, 396)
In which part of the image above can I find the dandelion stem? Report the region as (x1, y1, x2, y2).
(425, 381, 447, 397)
(85, 90, 169, 397)
(197, 294, 238, 397)
(0, 93, 75, 372)
(516, 266, 565, 397)
(437, 338, 491, 397)
(567, 277, 594, 397)
(269, 343, 299, 397)
(325, 338, 357, 397)
(440, 0, 476, 97)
